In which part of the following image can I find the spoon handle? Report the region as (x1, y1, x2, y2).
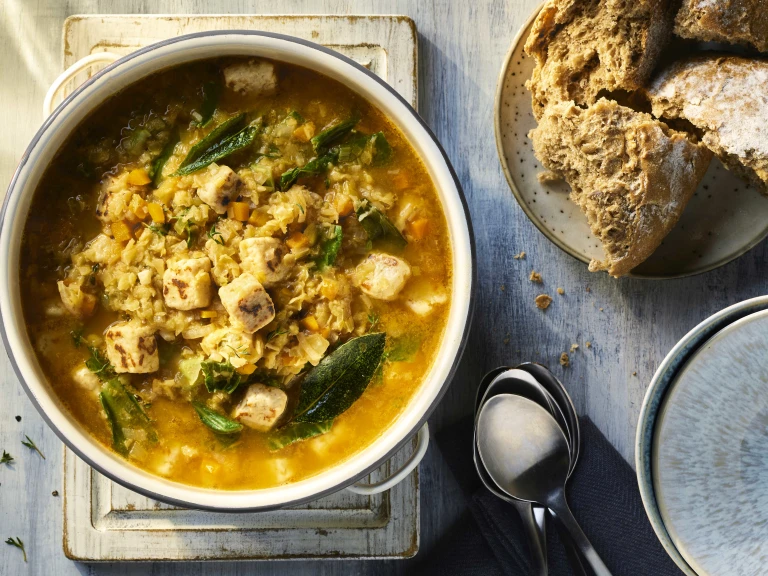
(550, 510, 589, 576)
(547, 489, 612, 576)
(512, 501, 547, 576)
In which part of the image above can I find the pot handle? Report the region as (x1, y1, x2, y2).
(43, 52, 121, 117)
(346, 423, 429, 495)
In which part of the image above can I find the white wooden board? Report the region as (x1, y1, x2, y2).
(61, 13, 419, 562)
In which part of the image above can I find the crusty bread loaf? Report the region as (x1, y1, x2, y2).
(646, 55, 768, 195)
(524, 0, 674, 119)
(529, 99, 712, 277)
(675, 0, 768, 52)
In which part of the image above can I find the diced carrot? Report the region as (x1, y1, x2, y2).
(407, 218, 430, 240)
(200, 310, 217, 319)
(236, 363, 257, 375)
(321, 283, 338, 300)
(301, 315, 320, 332)
(127, 168, 151, 186)
(230, 202, 250, 222)
(334, 194, 354, 217)
(111, 221, 132, 243)
(147, 202, 165, 224)
(320, 327, 331, 339)
(248, 209, 270, 226)
(392, 172, 409, 190)
(286, 231, 309, 249)
(292, 121, 316, 142)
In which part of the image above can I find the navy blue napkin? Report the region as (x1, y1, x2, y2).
(418, 417, 683, 576)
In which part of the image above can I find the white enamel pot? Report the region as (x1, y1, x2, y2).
(1, 31, 475, 511)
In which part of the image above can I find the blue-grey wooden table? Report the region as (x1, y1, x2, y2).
(2, 0, 766, 574)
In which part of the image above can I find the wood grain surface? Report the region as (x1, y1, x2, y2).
(1, 0, 766, 574)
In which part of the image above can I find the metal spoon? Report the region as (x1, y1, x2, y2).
(474, 370, 550, 575)
(477, 395, 612, 576)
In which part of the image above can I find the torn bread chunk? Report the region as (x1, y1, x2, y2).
(162, 256, 213, 310)
(218, 273, 275, 333)
(105, 320, 159, 374)
(529, 98, 711, 277)
(646, 55, 768, 196)
(353, 252, 412, 301)
(233, 383, 288, 431)
(239, 237, 294, 287)
(674, 0, 768, 52)
(223, 60, 277, 97)
(524, 0, 674, 119)
(196, 163, 242, 214)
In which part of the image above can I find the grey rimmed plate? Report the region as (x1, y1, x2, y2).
(494, 4, 768, 279)
(636, 296, 768, 575)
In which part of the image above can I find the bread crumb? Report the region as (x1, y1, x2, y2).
(632, 371, 637, 376)
(530, 271, 543, 283)
(560, 352, 570, 367)
(537, 170, 562, 183)
(570, 343, 579, 353)
(535, 294, 552, 309)
(513, 251, 526, 260)
(585, 287, 591, 293)
(585, 341, 592, 348)
(557, 287, 565, 295)
(500, 284, 506, 292)
(599, 307, 604, 311)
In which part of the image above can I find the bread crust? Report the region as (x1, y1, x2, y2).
(675, 0, 768, 52)
(529, 99, 712, 277)
(646, 55, 768, 195)
(524, 0, 674, 119)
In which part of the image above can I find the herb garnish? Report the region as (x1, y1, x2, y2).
(21, 435, 45, 460)
(1, 451, 13, 464)
(143, 222, 170, 236)
(266, 326, 288, 342)
(207, 223, 224, 245)
(5, 537, 26, 562)
(367, 311, 380, 330)
(201, 360, 242, 394)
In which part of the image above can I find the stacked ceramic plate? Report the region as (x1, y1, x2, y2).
(636, 296, 768, 576)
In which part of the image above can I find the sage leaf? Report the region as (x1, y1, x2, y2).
(176, 113, 246, 171)
(356, 200, 407, 249)
(99, 378, 156, 456)
(198, 81, 221, 127)
(192, 401, 243, 434)
(294, 332, 386, 423)
(149, 128, 180, 186)
(201, 360, 241, 394)
(268, 420, 333, 451)
(311, 116, 359, 152)
(175, 125, 258, 176)
(279, 150, 338, 190)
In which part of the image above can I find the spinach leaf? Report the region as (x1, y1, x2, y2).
(316, 225, 342, 270)
(310, 117, 359, 152)
(293, 333, 386, 423)
(356, 200, 407, 249)
(288, 110, 305, 124)
(279, 150, 339, 190)
(268, 420, 333, 451)
(149, 129, 180, 186)
(201, 360, 242, 394)
(198, 81, 221, 127)
(370, 131, 392, 165)
(191, 401, 243, 434)
(175, 125, 258, 176)
(86, 346, 116, 380)
(99, 378, 156, 455)
(336, 133, 369, 164)
(176, 113, 246, 171)
(122, 128, 151, 156)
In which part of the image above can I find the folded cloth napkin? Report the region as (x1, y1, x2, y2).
(418, 416, 683, 576)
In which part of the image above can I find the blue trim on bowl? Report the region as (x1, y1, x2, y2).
(636, 296, 768, 574)
(1, 30, 476, 512)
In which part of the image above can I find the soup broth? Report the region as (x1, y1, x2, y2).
(20, 58, 451, 490)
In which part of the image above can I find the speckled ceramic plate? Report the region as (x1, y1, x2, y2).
(652, 309, 768, 576)
(494, 5, 768, 278)
(636, 296, 768, 576)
